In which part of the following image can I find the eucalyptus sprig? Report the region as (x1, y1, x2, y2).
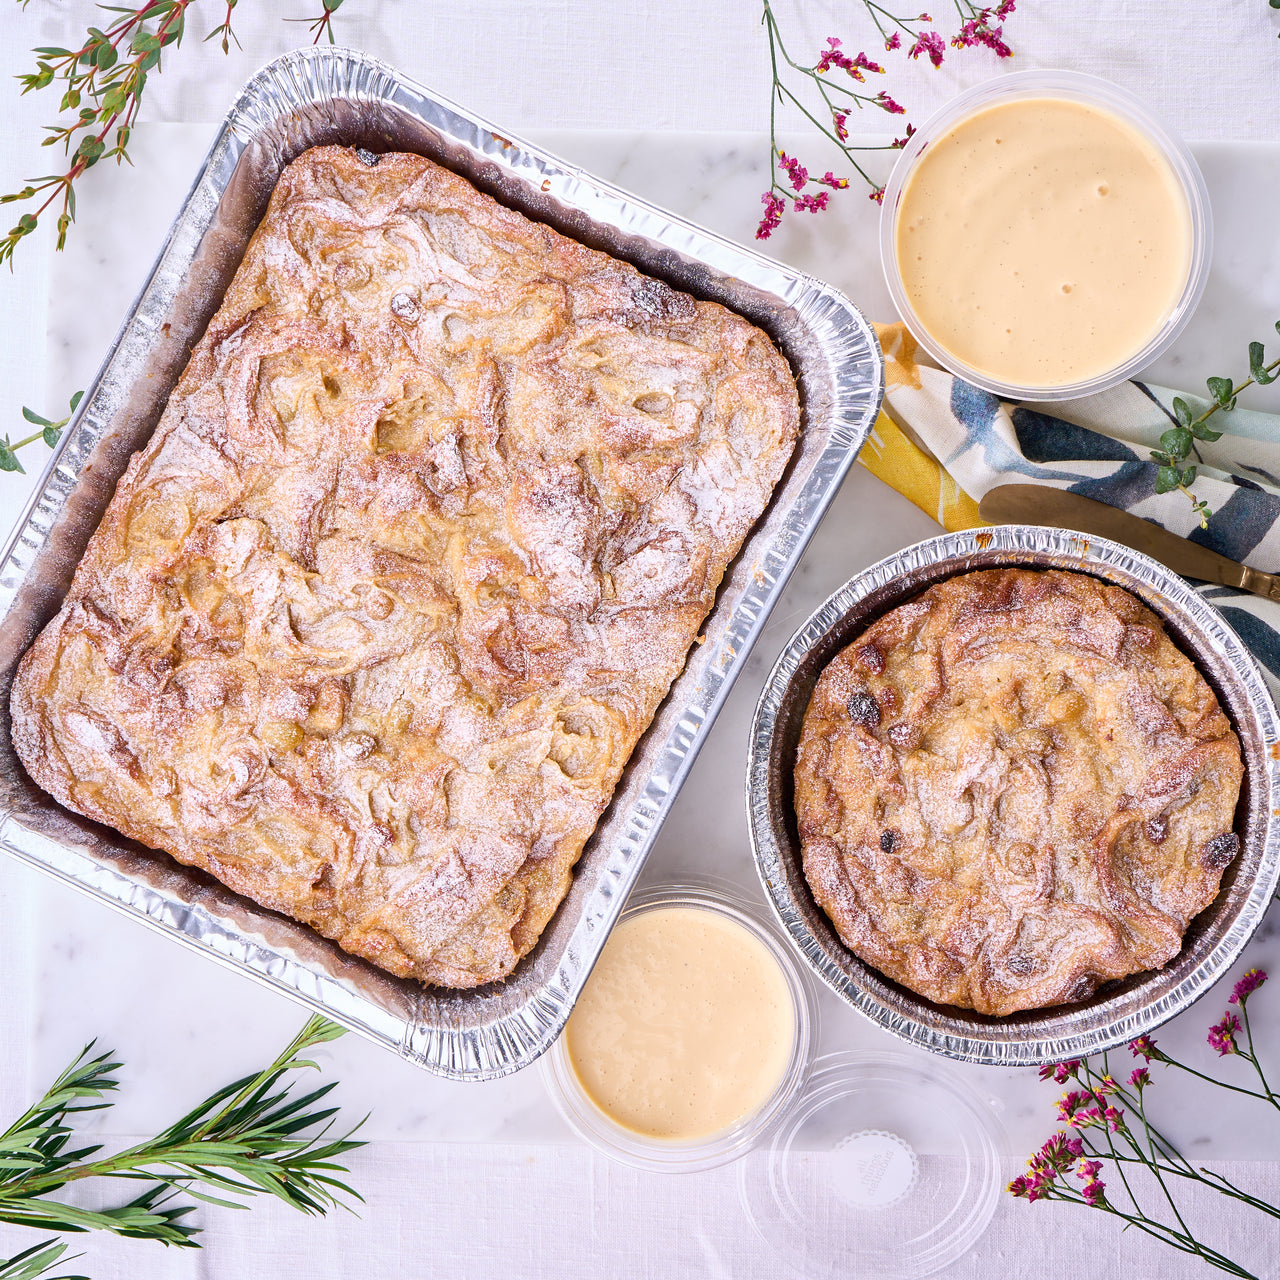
(1150, 320, 1280, 530)
(0, 1015, 364, 1279)
(0, 391, 83, 475)
(2, 0, 353, 267)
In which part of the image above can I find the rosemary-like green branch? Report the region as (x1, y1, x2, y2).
(0, 1238, 85, 1280)
(1149, 320, 1280, 529)
(0, 1015, 364, 1277)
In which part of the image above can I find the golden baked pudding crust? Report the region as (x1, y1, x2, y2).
(795, 568, 1244, 1017)
(10, 145, 799, 988)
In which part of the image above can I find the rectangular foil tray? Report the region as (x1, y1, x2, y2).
(0, 47, 884, 1079)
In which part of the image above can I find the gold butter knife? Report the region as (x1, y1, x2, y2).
(977, 484, 1280, 602)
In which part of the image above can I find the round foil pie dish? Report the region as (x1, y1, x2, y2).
(747, 525, 1280, 1065)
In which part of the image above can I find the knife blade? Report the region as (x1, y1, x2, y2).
(977, 484, 1280, 602)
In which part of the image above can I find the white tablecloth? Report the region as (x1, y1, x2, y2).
(2, 4, 1280, 1278)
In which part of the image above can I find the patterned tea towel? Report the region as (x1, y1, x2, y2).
(859, 322, 1280, 697)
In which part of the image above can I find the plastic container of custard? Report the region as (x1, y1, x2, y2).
(540, 880, 816, 1174)
(541, 880, 1005, 1275)
(879, 69, 1212, 401)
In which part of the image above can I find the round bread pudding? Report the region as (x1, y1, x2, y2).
(794, 568, 1244, 1016)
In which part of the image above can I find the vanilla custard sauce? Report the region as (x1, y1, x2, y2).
(564, 906, 795, 1141)
(895, 96, 1192, 388)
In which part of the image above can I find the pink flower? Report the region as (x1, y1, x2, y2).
(1092, 1074, 1118, 1098)
(1129, 1067, 1150, 1089)
(885, 31, 902, 50)
(908, 30, 946, 68)
(833, 110, 849, 141)
(755, 191, 784, 240)
(1039, 1060, 1083, 1085)
(1077, 1159, 1103, 1181)
(1082, 1175, 1107, 1207)
(1208, 1012, 1241, 1056)
(817, 171, 849, 189)
(868, 186, 885, 204)
(1228, 968, 1268, 1006)
(816, 36, 853, 74)
(816, 37, 884, 81)
(891, 123, 917, 149)
(1037, 1133, 1084, 1172)
(996, 0, 1016, 16)
(875, 90, 906, 115)
(792, 190, 830, 213)
(1056, 1090, 1090, 1123)
(950, 7, 1014, 58)
(1130, 1035, 1160, 1062)
(777, 151, 808, 192)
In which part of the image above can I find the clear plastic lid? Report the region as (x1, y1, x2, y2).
(737, 1050, 1003, 1278)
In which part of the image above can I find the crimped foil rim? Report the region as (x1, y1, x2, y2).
(747, 525, 1280, 1066)
(0, 47, 884, 1079)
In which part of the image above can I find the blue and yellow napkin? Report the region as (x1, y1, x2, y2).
(859, 322, 1280, 689)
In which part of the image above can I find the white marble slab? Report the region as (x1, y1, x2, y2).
(3, 124, 1280, 1278)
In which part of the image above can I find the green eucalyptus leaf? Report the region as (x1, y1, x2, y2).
(69, 390, 83, 412)
(1206, 375, 1235, 407)
(94, 42, 118, 70)
(1193, 424, 1223, 443)
(0, 443, 25, 474)
(21, 407, 52, 427)
(43, 425, 63, 448)
(1172, 396, 1193, 427)
(1154, 466, 1178, 494)
(1159, 426, 1193, 458)
(1180, 465, 1197, 486)
(1249, 340, 1279, 385)
(1150, 450, 1172, 466)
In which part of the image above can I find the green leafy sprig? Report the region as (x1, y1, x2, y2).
(0, 391, 83, 475)
(2, 0, 352, 267)
(1150, 320, 1280, 530)
(0, 1016, 364, 1279)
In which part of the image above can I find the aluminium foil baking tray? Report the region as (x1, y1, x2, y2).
(0, 48, 884, 1080)
(748, 525, 1280, 1066)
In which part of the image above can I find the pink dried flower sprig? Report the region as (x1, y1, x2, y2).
(1013, 973, 1280, 1277)
(1229, 968, 1268, 1006)
(1038, 1059, 1083, 1085)
(907, 29, 947, 67)
(1208, 1012, 1242, 1057)
(755, 0, 1019, 239)
(816, 37, 884, 80)
(951, 2, 1017, 58)
(1130, 1035, 1162, 1063)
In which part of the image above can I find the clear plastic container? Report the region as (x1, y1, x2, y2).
(738, 1051, 1005, 1279)
(539, 880, 816, 1174)
(879, 69, 1212, 401)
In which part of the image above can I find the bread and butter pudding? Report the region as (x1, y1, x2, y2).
(10, 145, 799, 988)
(794, 568, 1244, 1017)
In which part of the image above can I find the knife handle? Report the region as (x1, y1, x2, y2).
(1239, 564, 1280, 602)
